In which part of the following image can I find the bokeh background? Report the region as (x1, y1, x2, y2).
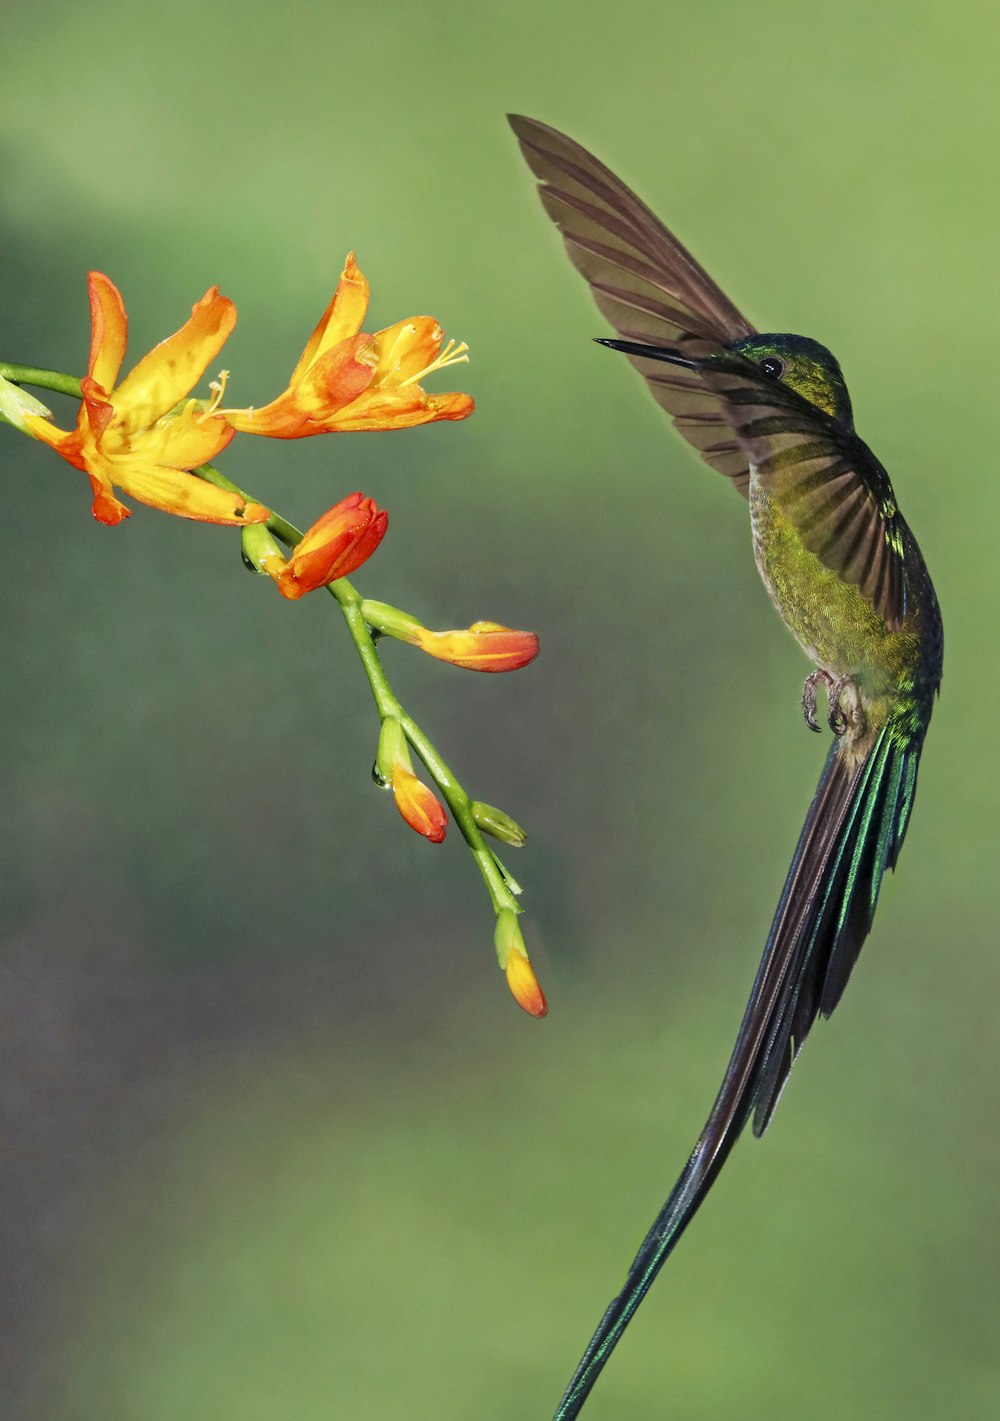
(2, 3, 998, 1418)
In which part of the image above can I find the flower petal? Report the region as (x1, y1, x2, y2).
(226, 334, 375, 439)
(114, 286, 237, 424)
(371, 316, 442, 384)
(88, 471, 132, 525)
(329, 387, 474, 432)
(127, 405, 236, 471)
(116, 464, 270, 524)
(23, 413, 86, 467)
(87, 273, 129, 392)
(289, 253, 371, 384)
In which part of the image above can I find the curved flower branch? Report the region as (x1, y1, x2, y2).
(1, 258, 545, 1016)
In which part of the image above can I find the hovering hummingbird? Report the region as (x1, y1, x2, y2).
(510, 114, 943, 1420)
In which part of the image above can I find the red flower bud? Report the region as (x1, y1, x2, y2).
(275, 492, 387, 599)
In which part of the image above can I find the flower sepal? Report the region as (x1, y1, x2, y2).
(241, 523, 286, 577)
(0, 377, 52, 432)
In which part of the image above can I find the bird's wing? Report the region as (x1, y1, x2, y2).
(509, 114, 757, 494)
(698, 356, 907, 628)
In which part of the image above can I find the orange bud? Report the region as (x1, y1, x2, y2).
(275, 492, 388, 599)
(410, 620, 539, 672)
(504, 949, 548, 1018)
(392, 763, 447, 842)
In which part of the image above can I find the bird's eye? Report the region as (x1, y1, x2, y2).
(759, 356, 784, 379)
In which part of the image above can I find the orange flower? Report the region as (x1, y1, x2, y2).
(224, 253, 474, 438)
(361, 603, 539, 672)
(25, 272, 268, 527)
(249, 493, 388, 600)
(391, 762, 449, 843)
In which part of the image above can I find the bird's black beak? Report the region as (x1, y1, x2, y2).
(594, 337, 699, 368)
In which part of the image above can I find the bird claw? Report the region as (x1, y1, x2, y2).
(801, 670, 863, 737)
(801, 669, 831, 733)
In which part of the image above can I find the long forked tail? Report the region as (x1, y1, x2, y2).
(553, 720, 921, 1421)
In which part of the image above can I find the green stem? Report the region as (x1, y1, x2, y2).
(196, 463, 520, 917)
(0, 363, 83, 399)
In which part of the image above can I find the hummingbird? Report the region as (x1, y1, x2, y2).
(509, 114, 943, 1420)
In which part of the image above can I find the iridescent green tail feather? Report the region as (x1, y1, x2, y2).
(552, 719, 922, 1421)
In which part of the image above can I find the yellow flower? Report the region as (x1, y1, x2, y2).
(25, 272, 268, 527)
(224, 253, 474, 438)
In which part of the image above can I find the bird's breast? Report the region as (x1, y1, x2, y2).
(748, 471, 909, 701)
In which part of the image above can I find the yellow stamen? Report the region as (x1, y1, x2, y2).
(204, 369, 230, 416)
(399, 339, 470, 389)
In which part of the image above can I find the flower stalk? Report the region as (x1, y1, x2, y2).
(4, 293, 543, 1014)
(198, 458, 528, 927)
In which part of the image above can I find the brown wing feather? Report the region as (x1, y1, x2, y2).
(698, 361, 907, 627)
(509, 114, 756, 494)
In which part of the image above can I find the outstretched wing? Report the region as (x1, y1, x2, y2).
(509, 114, 757, 493)
(697, 355, 907, 629)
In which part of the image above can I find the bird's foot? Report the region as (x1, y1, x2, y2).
(801, 669, 835, 733)
(801, 670, 865, 737)
(828, 676, 865, 737)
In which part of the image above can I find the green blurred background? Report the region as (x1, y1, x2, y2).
(2, 2, 998, 1417)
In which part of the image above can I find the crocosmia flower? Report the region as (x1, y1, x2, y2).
(25, 273, 268, 527)
(224, 253, 474, 439)
(249, 492, 388, 600)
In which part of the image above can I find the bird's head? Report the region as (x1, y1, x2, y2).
(727, 333, 854, 429)
(596, 331, 855, 430)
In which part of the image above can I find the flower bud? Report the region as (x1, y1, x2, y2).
(494, 908, 547, 1016)
(392, 763, 448, 843)
(376, 718, 447, 842)
(275, 492, 387, 599)
(413, 620, 539, 672)
(360, 604, 538, 673)
(472, 800, 527, 848)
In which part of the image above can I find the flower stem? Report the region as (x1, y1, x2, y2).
(0, 363, 83, 400)
(196, 462, 521, 919)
